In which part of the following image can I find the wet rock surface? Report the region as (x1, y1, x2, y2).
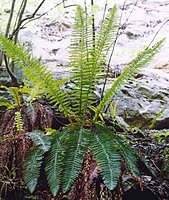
(111, 67, 169, 129)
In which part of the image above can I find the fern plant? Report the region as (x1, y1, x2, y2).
(0, 4, 164, 198)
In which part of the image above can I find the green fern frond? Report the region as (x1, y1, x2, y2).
(70, 5, 118, 118)
(45, 132, 66, 196)
(0, 34, 70, 116)
(91, 131, 121, 190)
(113, 135, 139, 175)
(15, 111, 23, 132)
(83, 5, 118, 113)
(69, 6, 94, 116)
(62, 128, 91, 193)
(94, 5, 118, 66)
(94, 39, 164, 120)
(70, 6, 118, 116)
(24, 147, 45, 193)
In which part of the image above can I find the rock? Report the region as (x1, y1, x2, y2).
(123, 187, 160, 200)
(109, 67, 169, 129)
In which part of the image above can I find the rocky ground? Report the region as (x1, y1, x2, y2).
(125, 129, 169, 200)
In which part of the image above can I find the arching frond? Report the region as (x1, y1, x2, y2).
(91, 130, 121, 190)
(24, 147, 45, 193)
(0, 34, 70, 116)
(94, 39, 164, 120)
(62, 128, 91, 193)
(45, 132, 66, 196)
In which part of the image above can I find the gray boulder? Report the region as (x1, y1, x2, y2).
(110, 67, 169, 129)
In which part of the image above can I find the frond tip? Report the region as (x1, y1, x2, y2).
(0, 34, 70, 116)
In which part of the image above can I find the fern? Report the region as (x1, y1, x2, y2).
(113, 135, 139, 175)
(62, 128, 91, 192)
(70, 5, 118, 117)
(94, 39, 164, 120)
(91, 131, 121, 190)
(15, 111, 23, 132)
(70, 6, 94, 116)
(24, 147, 45, 193)
(45, 131, 66, 196)
(0, 3, 164, 198)
(0, 34, 70, 116)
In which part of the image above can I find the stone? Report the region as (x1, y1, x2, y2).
(109, 67, 169, 129)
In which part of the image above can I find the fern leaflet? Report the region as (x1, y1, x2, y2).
(24, 147, 45, 193)
(0, 34, 70, 116)
(45, 132, 66, 196)
(91, 131, 121, 190)
(62, 128, 91, 192)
